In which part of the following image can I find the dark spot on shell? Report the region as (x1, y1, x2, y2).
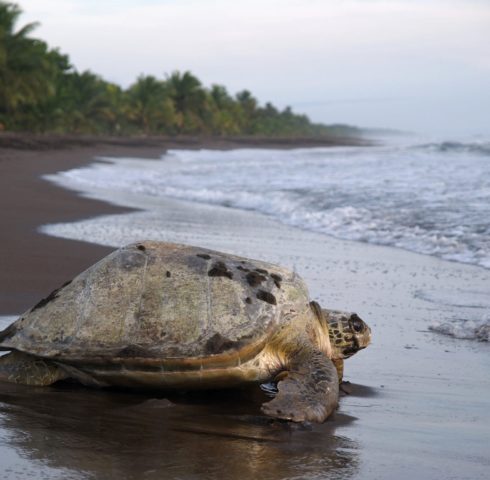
(270, 273, 282, 289)
(255, 268, 268, 275)
(245, 297, 252, 304)
(246, 271, 266, 287)
(256, 290, 277, 305)
(117, 345, 154, 358)
(236, 265, 250, 272)
(208, 261, 233, 279)
(205, 333, 237, 354)
(196, 253, 211, 260)
(136, 244, 146, 251)
(166, 271, 171, 278)
(30, 280, 72, 312)
(56, 334, 73, 345)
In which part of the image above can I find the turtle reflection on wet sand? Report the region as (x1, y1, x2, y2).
(0, 241, 371, 423)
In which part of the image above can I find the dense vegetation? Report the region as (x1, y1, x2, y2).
(0, 2, 359, 137)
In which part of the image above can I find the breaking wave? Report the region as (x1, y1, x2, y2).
(45, 137, 490, 270)
(412, 140, 490, 156)
(429, 318, 490, 342)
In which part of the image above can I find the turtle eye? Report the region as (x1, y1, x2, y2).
(349, 314, 364, 333)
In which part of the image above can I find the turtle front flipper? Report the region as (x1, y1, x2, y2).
(0, 351, 68, 386)
(332, 358, 344, 383)
(261, 349, 339, 423)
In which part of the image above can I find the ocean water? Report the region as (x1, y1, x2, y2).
(41, 136, 490, 341)
(45, 136, 490, 268)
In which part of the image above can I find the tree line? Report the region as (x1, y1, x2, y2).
(0, 2, 360, 137)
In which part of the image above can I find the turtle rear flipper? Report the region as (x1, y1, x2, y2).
(0, 351, 68, 386)
(261, 349, 339, 423)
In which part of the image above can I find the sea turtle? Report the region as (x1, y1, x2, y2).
(0, 241, 371, 423)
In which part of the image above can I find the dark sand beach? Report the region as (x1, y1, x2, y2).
(0, 137, 489, 480)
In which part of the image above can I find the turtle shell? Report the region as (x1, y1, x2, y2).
(0, 242, 311, 368)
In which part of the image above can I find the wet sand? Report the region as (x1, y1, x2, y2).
(0, 143, 164, 313)
(0, 143, 489, 479)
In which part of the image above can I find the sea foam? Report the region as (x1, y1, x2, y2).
(429, 318, 490, 342)
(44, 139, 490, 269)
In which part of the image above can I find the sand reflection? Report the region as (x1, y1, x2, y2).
(0, 383, 360, 479)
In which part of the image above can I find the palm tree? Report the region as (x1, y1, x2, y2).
(126, 75, 175, 134)
(57, 71, 126, 134)
(14, 48, 73, 132)
(165, 71, 211, 133)
(208, 84, 240, 134)
(0, 2, 56, 127)
(210, 84, 233, 109)
(235, 90, 258, 133)
(166, 71, 204, 113)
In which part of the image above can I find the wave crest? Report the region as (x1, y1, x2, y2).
(429, 318, 490, 341)
(413, 141, 490, 156)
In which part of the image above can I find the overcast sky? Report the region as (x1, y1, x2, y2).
(19, 0, 490, 136)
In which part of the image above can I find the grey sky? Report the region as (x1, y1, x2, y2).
(20, 0, 490, 136)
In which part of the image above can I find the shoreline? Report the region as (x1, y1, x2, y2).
(0, 131, 372, 151)
(0, 133, 367, 314)
(0, 142, 165, 314)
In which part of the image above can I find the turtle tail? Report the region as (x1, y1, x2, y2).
(0, 351, 68, 386)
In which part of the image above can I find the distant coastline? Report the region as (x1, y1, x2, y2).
(0, 131, 371, 153)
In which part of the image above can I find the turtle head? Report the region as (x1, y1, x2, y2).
(323, 309, 371, 360)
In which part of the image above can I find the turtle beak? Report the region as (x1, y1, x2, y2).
(342, 335, 360, 358)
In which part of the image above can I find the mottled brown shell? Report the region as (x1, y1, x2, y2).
(0, 242, 311, 368)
